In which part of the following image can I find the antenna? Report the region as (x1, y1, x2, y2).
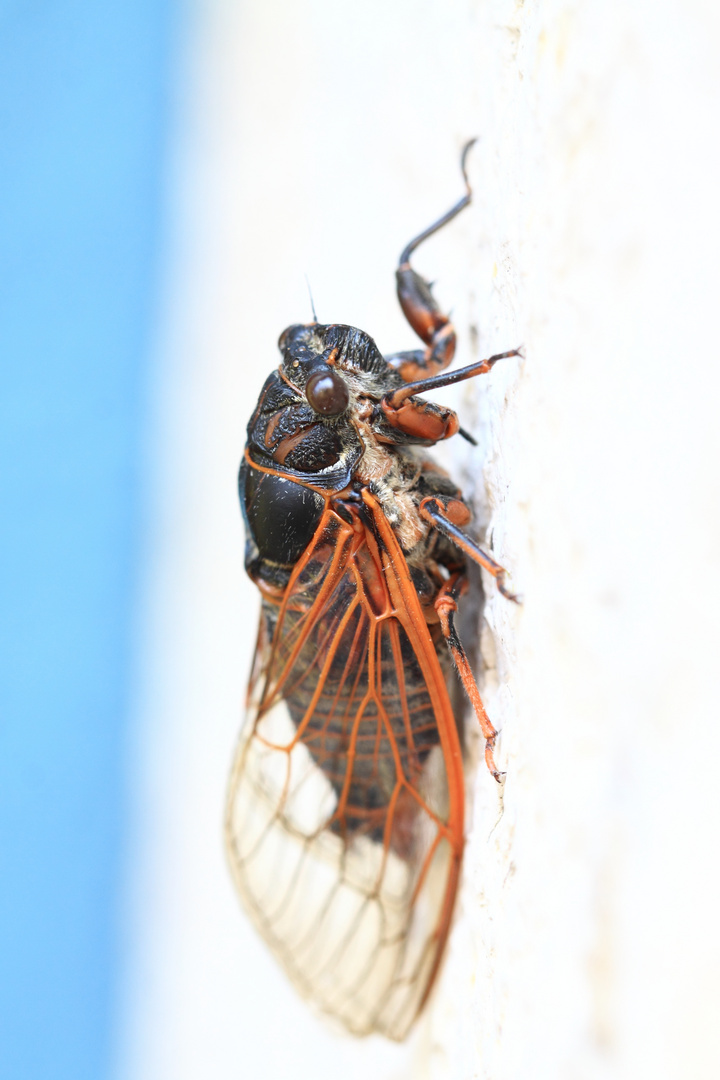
(304, 275, 318, 324)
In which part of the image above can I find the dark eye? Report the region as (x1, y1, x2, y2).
(305, 367, 349, 416)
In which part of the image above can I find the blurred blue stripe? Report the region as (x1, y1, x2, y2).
(0, 2, 178, 1077)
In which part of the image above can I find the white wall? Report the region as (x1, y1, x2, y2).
(117, 2, 720, 1078)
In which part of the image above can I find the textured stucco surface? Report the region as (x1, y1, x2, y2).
(118, 3, 720, 1078)
(423, 4, 720, 1078)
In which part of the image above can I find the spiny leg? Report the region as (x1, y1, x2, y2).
(420, 497, 522, 603)
(377, 346, 523, 447)
(383, 347, 523, 411)
(434, 575, 503, 783)
(385, 139, 476, 383)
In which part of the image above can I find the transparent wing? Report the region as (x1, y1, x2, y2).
(225, 497, 464, 1040)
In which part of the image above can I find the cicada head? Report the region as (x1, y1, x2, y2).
(278, 321, 389, 379)
(244, 324, 379, 482)
(240, 323, 398, 587)
(277, 321, 406, 416)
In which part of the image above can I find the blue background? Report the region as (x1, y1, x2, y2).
(0, 3, 178, 1076)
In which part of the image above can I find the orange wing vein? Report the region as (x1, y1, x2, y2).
(225, 490, 464, 1039)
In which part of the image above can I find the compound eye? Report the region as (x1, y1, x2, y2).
(305, 367, 350, 417)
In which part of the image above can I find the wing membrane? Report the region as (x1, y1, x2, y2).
(225, 496, 464, 1039)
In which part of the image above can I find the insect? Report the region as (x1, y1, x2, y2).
(225, 141, 521, 1040)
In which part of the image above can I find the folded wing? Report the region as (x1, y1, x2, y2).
(225, 496, 464, 1039)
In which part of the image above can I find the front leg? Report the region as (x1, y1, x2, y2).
(385, 140, 476, 383)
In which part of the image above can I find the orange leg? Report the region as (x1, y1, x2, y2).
(421, 497, 522, 603)
(434, 576, 504, 783)
(385, 140, 476, 383)
(384, 348, 524, 411)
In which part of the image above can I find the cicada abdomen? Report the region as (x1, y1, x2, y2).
(225, 142, 521, 1040)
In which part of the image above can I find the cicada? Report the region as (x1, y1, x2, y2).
(225, 141, 520, 1041)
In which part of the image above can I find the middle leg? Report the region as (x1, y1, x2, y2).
(421, 497, 522, 602)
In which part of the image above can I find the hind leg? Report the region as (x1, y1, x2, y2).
(434, 574, 504, 783)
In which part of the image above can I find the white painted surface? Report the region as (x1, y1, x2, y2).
(117, 2, 720, 1078)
